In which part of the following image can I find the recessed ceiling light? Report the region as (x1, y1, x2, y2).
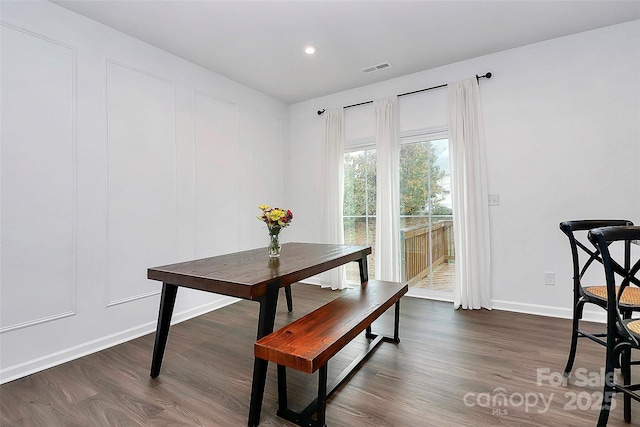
(304, 46, 316, 55)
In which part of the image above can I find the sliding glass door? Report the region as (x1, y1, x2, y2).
(343, 135, 455, 297)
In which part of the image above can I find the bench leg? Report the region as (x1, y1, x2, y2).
(366, 299, 401, 341)
(277, 364, 288, 413)
(275, 364, 326, 427)
(365, 325, 374, 339)
(317, 364, 328, 427)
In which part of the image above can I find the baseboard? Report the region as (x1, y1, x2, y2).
(491, 299, 606, 324)
(300, 277, 323, 287)
(303, 280, 607, 323)
(0, 296, 239, 385)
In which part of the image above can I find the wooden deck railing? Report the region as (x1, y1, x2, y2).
(400, 219, 454, 284)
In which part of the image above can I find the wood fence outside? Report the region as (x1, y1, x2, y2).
(401, 219, 454, 284)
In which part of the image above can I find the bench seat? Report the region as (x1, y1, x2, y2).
(254, 279, 407, 426)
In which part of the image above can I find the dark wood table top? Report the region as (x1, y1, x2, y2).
(147, 242, 371, 300)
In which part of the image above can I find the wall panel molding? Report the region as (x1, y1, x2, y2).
(106, 290, 160, 308)
(0, 311, 76, 334)
(193, 90, 240, 257)
(0, 23, 78, 332)
(105, 59, 177, 306)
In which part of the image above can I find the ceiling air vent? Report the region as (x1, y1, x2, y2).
(362, 62, 392, 73)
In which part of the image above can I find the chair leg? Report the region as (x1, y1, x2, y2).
(598, 377, 615, 427)
(564, 299, 584, 376)
(284, 284, 293, 312)
(623, 348, 632, 422)
(598, 347, 617, 427)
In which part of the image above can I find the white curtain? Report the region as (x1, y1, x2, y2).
(321, 108, 346, 290)
(448, 78, 491, 310)
(374, 97, 401, 282)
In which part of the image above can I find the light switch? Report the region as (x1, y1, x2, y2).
(544, 272, 555, 286)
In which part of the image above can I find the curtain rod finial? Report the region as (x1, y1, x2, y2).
(476, 72, 492, 83)
(317, 109, 325, 115)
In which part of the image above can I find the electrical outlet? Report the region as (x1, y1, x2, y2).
(544, 272, 555, 286)
(488, 194, 500, 206)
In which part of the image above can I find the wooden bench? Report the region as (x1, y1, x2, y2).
(254, 279, 408, 427)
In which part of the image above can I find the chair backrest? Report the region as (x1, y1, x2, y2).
(588, 226, 640, 343)
(560, 220, 634, 292)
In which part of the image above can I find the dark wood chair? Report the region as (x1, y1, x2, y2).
(560, 220, 638, 377)
(588, 225, 640, 426)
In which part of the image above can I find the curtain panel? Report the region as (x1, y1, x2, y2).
(321, 108, 346, 290)
(448, 78, 492, 309)
(374, 97, 401, 282)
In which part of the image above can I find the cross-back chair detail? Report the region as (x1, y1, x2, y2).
(560, 219, 637, 377)
(588, 226, 640, 426)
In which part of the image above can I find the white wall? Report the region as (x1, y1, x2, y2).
(287, 20, 640, 319)
(2, 1, 638, 384)
(0, 1, 289, 383)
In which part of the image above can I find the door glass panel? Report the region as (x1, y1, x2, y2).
(400, 138, 454, 295)
(343, 149, 376, 281)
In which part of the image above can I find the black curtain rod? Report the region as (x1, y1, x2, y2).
(317, 72, 492, 115)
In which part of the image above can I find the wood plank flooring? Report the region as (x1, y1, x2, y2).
(1, 283, 639, 426)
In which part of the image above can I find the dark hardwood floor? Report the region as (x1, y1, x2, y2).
(1, 283, 638, 426)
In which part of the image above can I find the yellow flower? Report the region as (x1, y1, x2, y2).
(268, 209, 284, 222)
(257, 205, 293, 232)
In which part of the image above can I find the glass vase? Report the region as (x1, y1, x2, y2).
(268, 233, 281, 258)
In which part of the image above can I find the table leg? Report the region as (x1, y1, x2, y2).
(150, 283, 178, 378)
(284, 284, 293, 312)
(248, 282, 280, 426)
(358, 255, 369, 283)
(358, 255, 374, 337)
(393, 300, 401, 343)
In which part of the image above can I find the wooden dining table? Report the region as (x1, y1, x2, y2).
(147, 242, 372, 426)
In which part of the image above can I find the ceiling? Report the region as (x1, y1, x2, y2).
(52, 1, 640, 104)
